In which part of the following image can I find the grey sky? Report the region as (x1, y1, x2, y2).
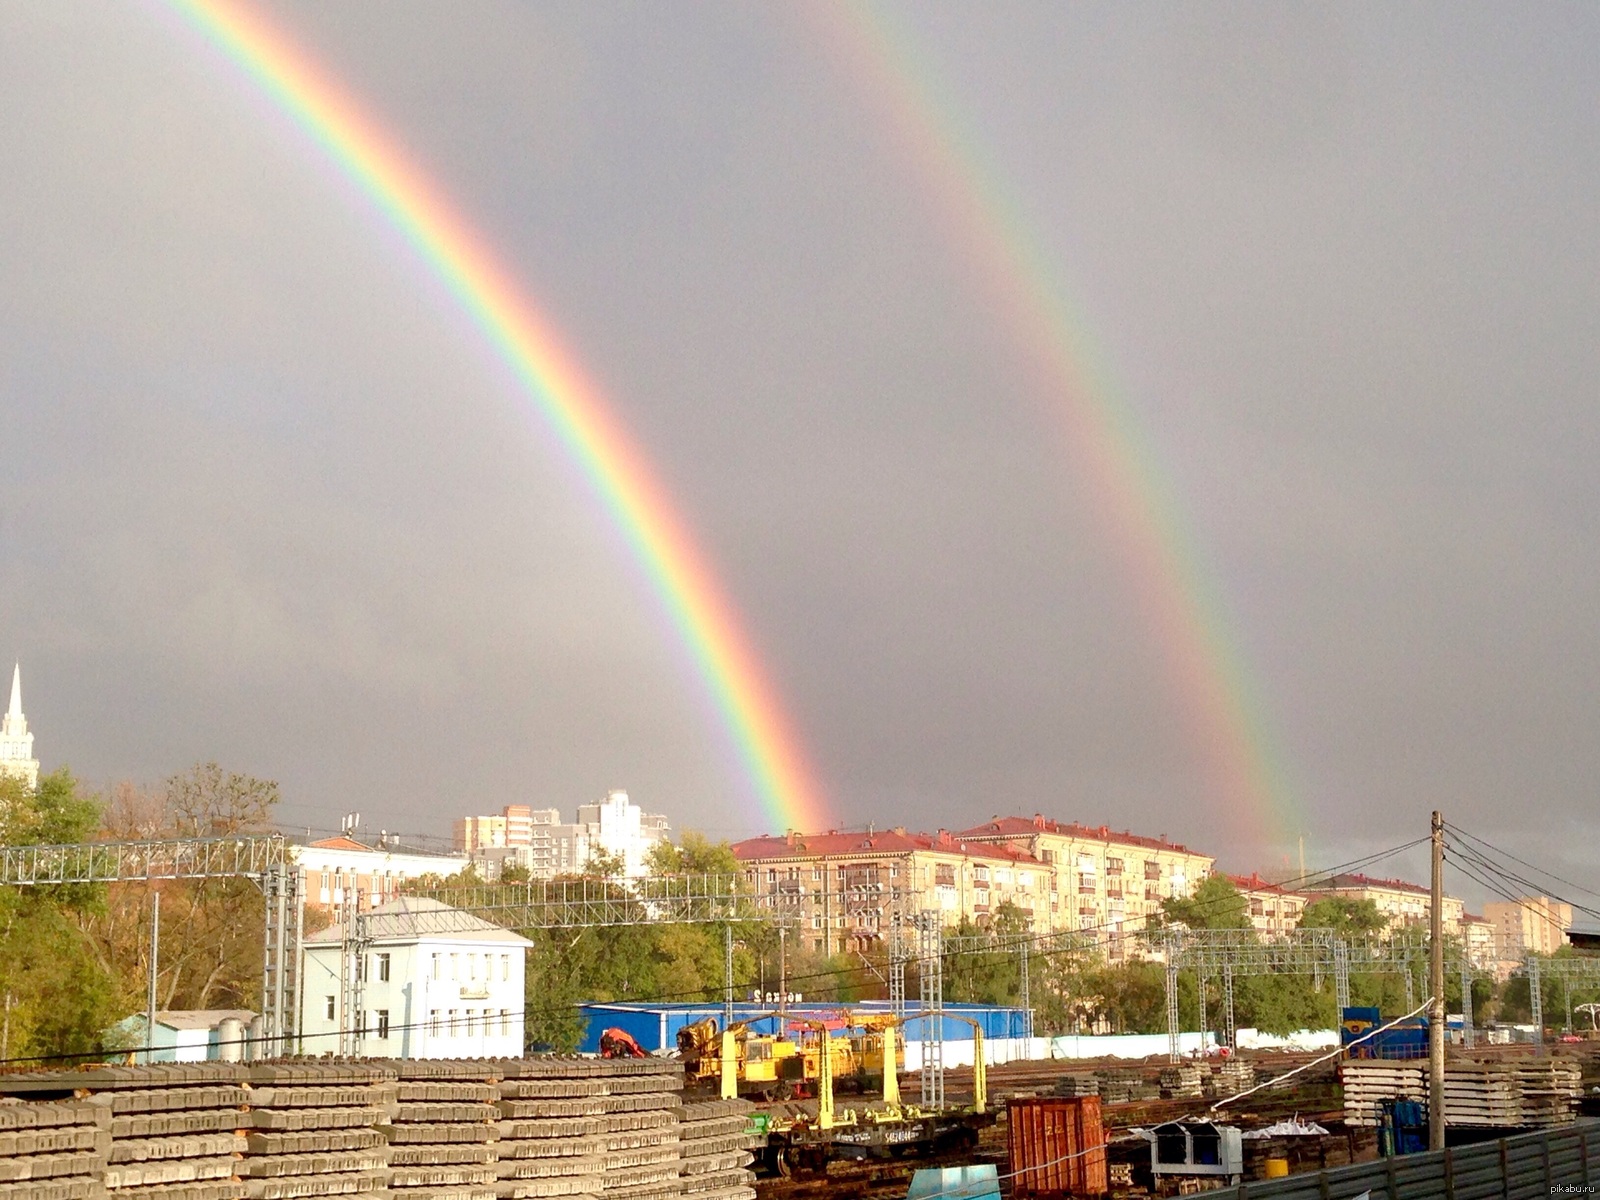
(0, 2, 1594, 905)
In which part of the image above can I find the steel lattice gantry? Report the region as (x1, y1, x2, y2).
(0, 835, 302, 1055)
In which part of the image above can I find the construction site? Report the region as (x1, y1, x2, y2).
(0, 818, 1597, 1199)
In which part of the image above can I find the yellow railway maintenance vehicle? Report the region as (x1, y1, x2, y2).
(677, 1012, 864, 1101)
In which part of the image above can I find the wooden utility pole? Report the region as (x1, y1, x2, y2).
(1429, 810, 1446, 1151)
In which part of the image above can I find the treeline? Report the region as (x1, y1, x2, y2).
(0, 763, 282, 1061)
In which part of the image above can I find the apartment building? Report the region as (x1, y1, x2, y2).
(1227, 873, 1309, 939)
(954, 816, 1215, 945)
(730, 828, 1051, 956)
(1460, 912, 1497, 972)
(1484, 896, 1572, 972)
(1301, 872, 1465, 934)
(459, 791, 671, 882)
(292, 835, 468, 912)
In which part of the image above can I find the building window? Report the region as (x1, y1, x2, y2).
(1145, 860, 1161, 881)
(1107, 858, 1123, 875)
(467, 954, 477, 981)
(431, 953, 441, 980)
(501, 954, 510, 981)
(935, 865, 956, 888)
(376, 953, 391, 982)
(448, 1009, 459, 1035)
(450, 953, 459, 980)
(376, 1010, 390, 1039)
(466, 1009, 477, 1036)
(501, 1009, 512, 1036)
(325, 995, 335, 1020)
(429, 1010, 441, 1036)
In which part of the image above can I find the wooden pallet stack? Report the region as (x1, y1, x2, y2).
(243, 1061, 396, 1199)
(1340, 1062, 1426, 1127)
(673, 1098, 755, 1200)
(0, 1097, 111, 1200)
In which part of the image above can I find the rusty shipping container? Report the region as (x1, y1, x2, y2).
(1007, 1095, 1108, 1198)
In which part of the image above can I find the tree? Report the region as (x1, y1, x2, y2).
(1299, 897, 1386, 937)
(0, 770, 127, 1059)
(645, 833, 739, 876)
(1158, 875, 1252, 930)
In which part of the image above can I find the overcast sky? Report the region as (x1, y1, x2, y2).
(0, 2, 1595, 903)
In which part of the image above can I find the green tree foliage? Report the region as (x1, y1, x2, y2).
(1299, 897, 1387, 937)
(945, 902, 1031, 1005)
(645, 833, 739, 876)
(1158, 875, 1251, 930)
(0, 770, 126, 1059)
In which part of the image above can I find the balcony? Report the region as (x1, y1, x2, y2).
(459, 985, 490, 1001)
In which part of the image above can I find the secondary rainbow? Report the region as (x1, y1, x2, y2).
(812, 7, 1298, 849)
(166, 0, 828, 834)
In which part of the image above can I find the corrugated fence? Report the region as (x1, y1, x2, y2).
(1239, 1121, 1598, 1200)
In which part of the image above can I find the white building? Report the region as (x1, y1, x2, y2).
(464, 791, 670, 882)
(0, 665, 39, 789)
(291, 836, 468, 911)
(300, 897, 530, 1059)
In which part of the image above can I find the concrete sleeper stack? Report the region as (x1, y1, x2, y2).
(673, 1098, 755, 1200)
(242, 1062, 395, 1199)
(382, 1060, 499, 1200)
(0, 1097, 112, 1200)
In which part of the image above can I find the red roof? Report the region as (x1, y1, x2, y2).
(955, 815, 1206, 857)
(1307, 872, 1430, 897)
(307, 835, 372, 852)
(1226, 872, 1308, 899)
(732, 828, 1044, 866)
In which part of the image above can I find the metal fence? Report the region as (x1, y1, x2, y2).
(1239, 1121, 1598, 1200)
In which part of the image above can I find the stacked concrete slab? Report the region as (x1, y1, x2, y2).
(493, 1058, 682, 1200)
(673, 1098, 754, 1200)
(383, 1061, 500, 1200)
(0, 1097, 111, 1200)
(241, 1062, 395, 1198)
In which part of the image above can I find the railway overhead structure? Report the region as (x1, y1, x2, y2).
(0, 835, 302, 1056)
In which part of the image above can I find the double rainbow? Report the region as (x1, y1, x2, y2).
(168, 0, 829, 834)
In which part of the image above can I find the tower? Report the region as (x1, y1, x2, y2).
(0, 665, 39, 789)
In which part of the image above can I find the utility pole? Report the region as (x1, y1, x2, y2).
(146, 891, 161, 1065)
(1429, 810, 1446, 1151)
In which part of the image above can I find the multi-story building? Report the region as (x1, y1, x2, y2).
(0, 665, 39, 789)
(1484, 897, 1572, 972)
(300, 898, 530, 1059)
(1227, 873, 1308, 939)
(730, 827, 1051, 956)
(463, 791, 670, 882)
(292, 835, 468, 911)
(954, 816, 1215, 944)
(1301, 873, 1465, 935)
(1460, 913, 1497, 972)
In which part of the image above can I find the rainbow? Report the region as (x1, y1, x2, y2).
(165, 0, 829, 834)
(810, 7, 1297, 849)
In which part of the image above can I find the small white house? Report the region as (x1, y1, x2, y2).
(300, 897, 531, 1059)
(109, 1009, 256, 1062)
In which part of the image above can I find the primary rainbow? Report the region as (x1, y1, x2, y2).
(811, 7, 1298, 849)
(166, 0, 829, 834)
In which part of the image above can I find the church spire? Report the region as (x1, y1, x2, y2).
(7, 664, 19, 722)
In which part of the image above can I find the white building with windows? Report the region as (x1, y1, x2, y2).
(299, 897, 530, 1059)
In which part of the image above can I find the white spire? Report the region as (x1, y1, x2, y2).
(7, 664, 19, 722)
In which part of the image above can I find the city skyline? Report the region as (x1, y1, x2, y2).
(1, 4, 1596, 891)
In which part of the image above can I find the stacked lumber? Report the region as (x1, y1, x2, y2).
(1158, 1064, 1204, 1100)
(383, 1061, 497, 1200)
(1340, 1062, 1425, 1127)
(1050, 1074, 1099, 1098)
(0, 1097, 111, 1200)
(493, 1057, 683, 1200)
(674, 1098, 754, 1200)
(242, 1061, 394, 1199)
